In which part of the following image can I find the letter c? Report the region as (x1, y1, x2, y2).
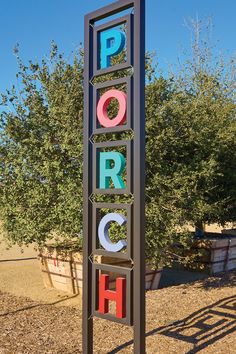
(98, 213, 127, 252)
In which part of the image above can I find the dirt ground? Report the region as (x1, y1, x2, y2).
(0, 235, 236, 353)
(0, 234, 82, 308)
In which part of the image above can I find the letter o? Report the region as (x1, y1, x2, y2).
(97, 89, 127, 128)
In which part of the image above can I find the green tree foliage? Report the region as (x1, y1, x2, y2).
(0, 35, 235, 267)
(145, 20, 236, 266)
(145, 70, 236, 266)
(0, 43, 84, 246)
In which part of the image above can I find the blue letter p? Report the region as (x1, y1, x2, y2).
(100, 29, 126, 69)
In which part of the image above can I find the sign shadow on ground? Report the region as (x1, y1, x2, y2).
(108, 294, 236, 354)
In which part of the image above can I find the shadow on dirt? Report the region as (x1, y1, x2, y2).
(0, 293, 80, 317)
(201, 272, 236, 290)
(109, 294, 236, 354)
(160, 268, 236, 290)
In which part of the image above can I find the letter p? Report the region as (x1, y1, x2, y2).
(100, 29, 125, 69)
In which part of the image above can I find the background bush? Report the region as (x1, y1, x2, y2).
(0, 29, 235, 267)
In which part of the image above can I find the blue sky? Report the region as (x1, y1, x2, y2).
(0, 0, 235, 93)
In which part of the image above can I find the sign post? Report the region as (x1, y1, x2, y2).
(83, 1, 146, 352)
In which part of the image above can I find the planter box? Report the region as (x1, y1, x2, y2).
(145, 267, 162, 290)
(190, 233, 236, 274)
(39, 246, 162, 294)
(221, 229, 236, 236)
(209, 238, 236, 274)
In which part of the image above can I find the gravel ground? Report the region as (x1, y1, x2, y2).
(0, 234, 81, 308)
(0, 272, 235, 354)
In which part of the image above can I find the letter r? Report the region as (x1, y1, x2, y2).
(100, 29, 125, 69)
(99, 152, 126, 189)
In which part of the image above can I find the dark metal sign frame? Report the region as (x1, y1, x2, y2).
(83, 0, 146, 353)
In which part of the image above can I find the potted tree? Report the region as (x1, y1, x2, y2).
(0, 45, 168, 294)
(1, 32, 235, 293)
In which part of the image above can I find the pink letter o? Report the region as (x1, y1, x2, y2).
(97, 89, 127, 128)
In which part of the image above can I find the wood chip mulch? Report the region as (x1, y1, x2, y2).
(0, 272, 235, 354)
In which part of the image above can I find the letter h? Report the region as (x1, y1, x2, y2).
(99, 274, 126, 319)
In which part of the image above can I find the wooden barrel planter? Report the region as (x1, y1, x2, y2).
(39, 245, 162, 294)
(188, 232, 236, 274)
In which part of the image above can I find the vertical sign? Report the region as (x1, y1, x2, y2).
(83, 1, 145, 353)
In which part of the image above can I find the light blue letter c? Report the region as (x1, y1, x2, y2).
(98, 213, 127, 252)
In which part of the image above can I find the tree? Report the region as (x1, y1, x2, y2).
(0, 43, 84, 246)
(145, 19, 236, 266)
(0, 29, 235, 269)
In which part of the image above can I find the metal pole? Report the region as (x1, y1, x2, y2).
(133, 0, 146, 352)
(83, 14, 94, 354)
